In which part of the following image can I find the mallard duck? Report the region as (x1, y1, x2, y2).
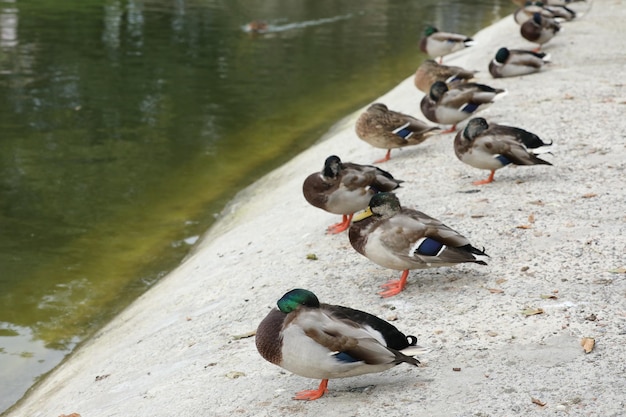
(355, 103, 441, 163)
(349, 193, 488, 297)
(256, 288, 423, 400)
(419, 26, 475, 63)
(454, 117, 553, 185)
(520, 12, 560, 51)
(244, 20, 269, 34)
(489, 47, 550, 78)
(302, 155, 403, 234)
(414, 59, 477, 93)
(420, 81, 506, 133)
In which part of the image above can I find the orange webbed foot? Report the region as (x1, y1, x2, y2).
(378, 270, 409, 298)
(471, 170, 495, 185)
(294, 379, 328, 401)
(326, 214, 353, 234)
(379, 280, 405, 298)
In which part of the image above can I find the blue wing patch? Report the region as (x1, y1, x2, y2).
(461, 102, 480, 113)
(494, 154, 511, 166)
(333, 352, 360, 363)
(413, 237, 444, 257)
(392, 122, 414, 139)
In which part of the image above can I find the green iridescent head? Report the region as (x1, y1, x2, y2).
(429, 81, 449, 101)
(424, 25, 438, 37)
(323, 155, 342, 179)
(277, 289, 320, 313)
(368, 192, 402, 218)
(494, 47, 510, 64)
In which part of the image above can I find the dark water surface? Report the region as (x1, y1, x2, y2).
(0, 0, 514, 411)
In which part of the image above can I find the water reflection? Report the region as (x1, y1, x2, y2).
(0, 0, 515, 412)
(0, 3, 17, 48)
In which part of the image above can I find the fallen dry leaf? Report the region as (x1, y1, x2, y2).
(581, 337, 595, 353)
(496, 278, 508, 285)
(531, 397, 547, 406)
(522, 308, 544, 316)
(452, 367, 461, 372)
(225, 371, 246, 379)
(516, 224, 533, 229)
(232, 330, 256, 340)
(488, 288, 504, 294)
(528, 200, 545, 206)
(609, 267, 626, 274)
(582, 193, 598, 199)
(59, 414, 81, 417)
(528, 213, 535, 223)
(540, 294, 558, 299)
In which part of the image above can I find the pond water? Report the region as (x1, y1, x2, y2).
(0, 0, 514, 411)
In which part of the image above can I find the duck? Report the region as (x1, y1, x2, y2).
(454, 117, 553, 185)
(420, 81, 506, 133)
(349, 192, 488, 297)
(355, 103, 441, 163)
(488, 47, 550, 78)
(244, 20, 269, 34)
(256, 288, 423, 400)
(419, 26, 475, 63)
(414, 59, 478, 93)
(520, 12, 560, 51)
(302, 155, 403, 234)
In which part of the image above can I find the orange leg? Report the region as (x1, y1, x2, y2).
(326, 213, 353, 234)
(294, 379, 329, 401)
(373, 149, 392, 164)
(440, 124, 457, 134)
(379, 270, 410, 298)
(472, 170, 496, 186)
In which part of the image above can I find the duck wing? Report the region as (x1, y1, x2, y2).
(472, 133, 552, 166)
(295, 308, 419, 366)
(377, 209, 486, 265)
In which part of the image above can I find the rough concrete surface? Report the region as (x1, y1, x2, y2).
(7, 1, 626, 416)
